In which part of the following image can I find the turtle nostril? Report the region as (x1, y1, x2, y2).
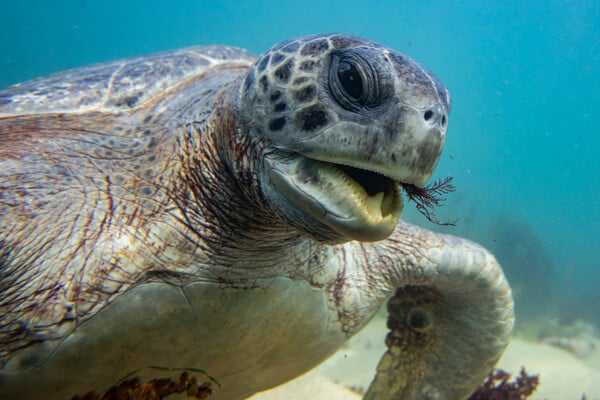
(423, 104, 447, 127)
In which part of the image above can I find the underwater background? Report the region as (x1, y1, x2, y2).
(1, 0, 599, 397)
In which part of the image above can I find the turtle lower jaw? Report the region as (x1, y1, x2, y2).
(267, 154, 404, 242)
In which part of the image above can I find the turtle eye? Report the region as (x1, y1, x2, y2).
(330, 54, 376, 111)
(337, 61, 364, 101)
(406, 307, 433, 332)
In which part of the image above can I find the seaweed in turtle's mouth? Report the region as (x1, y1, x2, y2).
(337, 164, 396, 197)
(338, 163, 459, 227)
(402, 176, 458, 226)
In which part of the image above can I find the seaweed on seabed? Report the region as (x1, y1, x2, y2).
(468, 367, 539, 400)
(71, 371, 213, 400)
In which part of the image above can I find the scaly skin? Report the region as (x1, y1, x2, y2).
(0, 35, 513, 399)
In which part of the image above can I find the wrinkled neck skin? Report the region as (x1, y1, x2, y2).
(177, 78, 325, 278)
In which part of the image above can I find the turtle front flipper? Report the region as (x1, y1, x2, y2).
(363, 221, 514, 400)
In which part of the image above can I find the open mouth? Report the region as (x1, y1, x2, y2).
(338, 165, 392, 197)
(267, 154, 405, 241)
(336, 164, 400, 217)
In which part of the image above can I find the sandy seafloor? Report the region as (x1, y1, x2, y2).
(250, 315, 600, 400)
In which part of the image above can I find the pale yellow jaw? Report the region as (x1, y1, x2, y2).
(268, 155, 403, 242)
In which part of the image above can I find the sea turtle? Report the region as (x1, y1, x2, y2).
(0, 34, 514, 399)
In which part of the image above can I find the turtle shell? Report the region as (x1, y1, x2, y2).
(0, 46, 255, 116)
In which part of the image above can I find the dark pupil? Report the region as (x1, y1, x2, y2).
(408, 310, 428, 330)
(337, 61, 363, 100)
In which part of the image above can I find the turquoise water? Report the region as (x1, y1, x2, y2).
(1, 0, 599, 367)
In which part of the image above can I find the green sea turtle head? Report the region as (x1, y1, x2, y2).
(241, 33, 451, 242)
